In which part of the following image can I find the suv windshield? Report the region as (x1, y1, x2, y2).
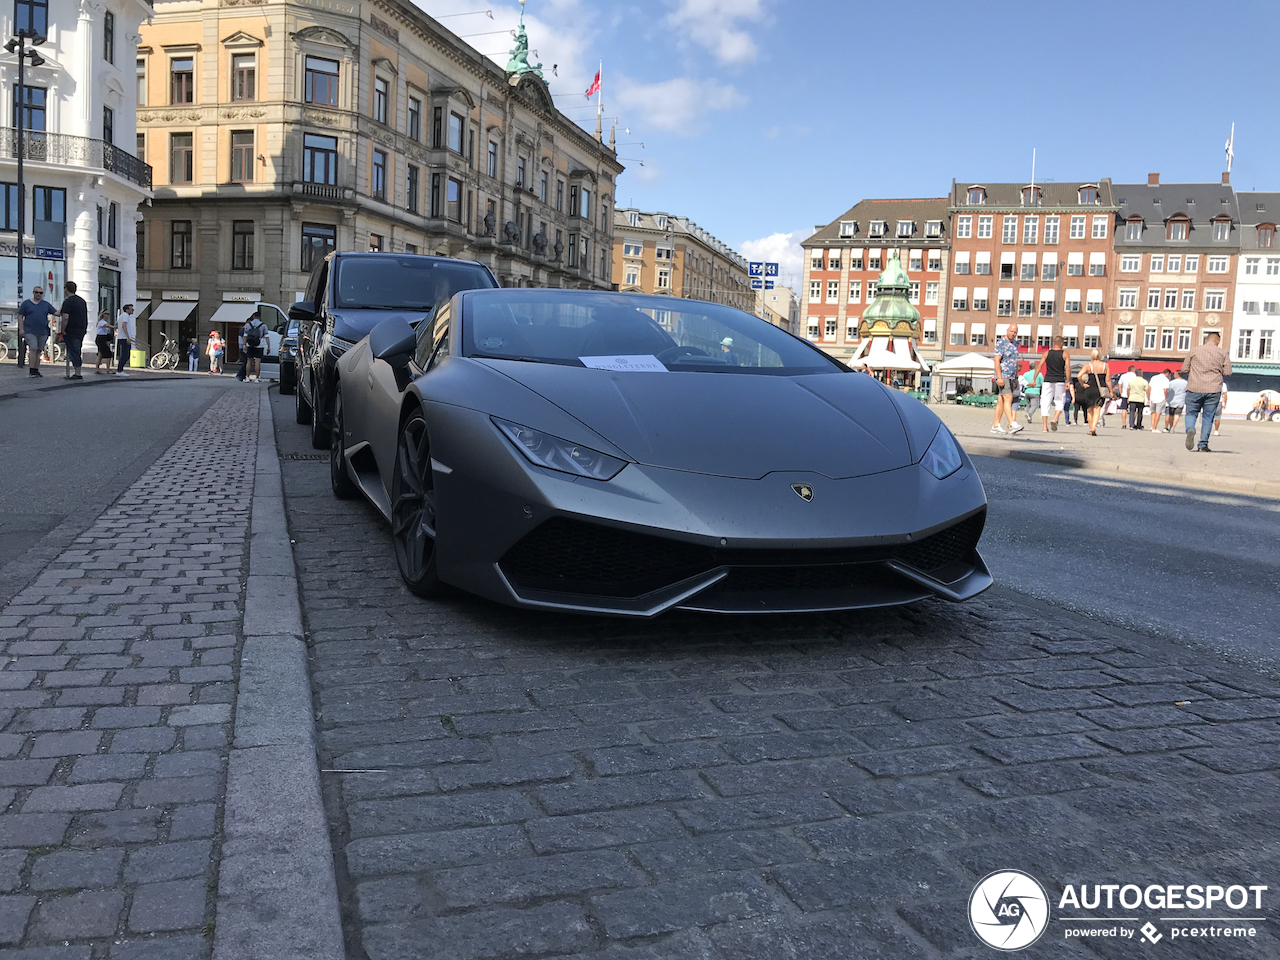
(333, 256, 497, 310)
(462, 291, 840, 375)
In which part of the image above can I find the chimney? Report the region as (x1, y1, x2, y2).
(1222, 171, 1230, 184)
(1148, 172, 1160, 186)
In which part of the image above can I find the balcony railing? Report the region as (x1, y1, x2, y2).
(0, 129, 152, 189)
(292, 181, 352, 202)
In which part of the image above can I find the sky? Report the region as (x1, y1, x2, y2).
(418, 0, 1280, 291)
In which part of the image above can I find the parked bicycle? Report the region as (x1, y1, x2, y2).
(149, 333, 181, 370)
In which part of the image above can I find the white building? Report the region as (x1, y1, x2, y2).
(1230, 192, 1280, 382)
(1, 0, 151, 330)
(757, 284, 798, 334)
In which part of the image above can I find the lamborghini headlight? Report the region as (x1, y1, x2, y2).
(920, 425, 963, 480)
(493, 418, 627, 481)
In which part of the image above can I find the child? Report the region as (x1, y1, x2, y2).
(187, 338, 200, 372)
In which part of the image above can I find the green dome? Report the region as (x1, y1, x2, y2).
(860, 253, 920, 333)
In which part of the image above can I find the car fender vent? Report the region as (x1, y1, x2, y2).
(895, 511, 985, 576)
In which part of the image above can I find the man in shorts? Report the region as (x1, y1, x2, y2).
(1163, 370, 1187, 432)
(240, 312, 268, 382)
(991, 324, 1024, 435)
(1117, 365, 1136, 428)
(1146, 368, 1171, 433)
(18, 286, 57, 378)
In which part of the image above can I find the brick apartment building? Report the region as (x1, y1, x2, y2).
(1108, 173, 1239, 372)
(947, 179, 1117, 356)
(800, 198, 950, 364)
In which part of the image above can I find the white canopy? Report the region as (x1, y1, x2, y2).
(858, 345, 921, 370)
(936, 351, 997, 375)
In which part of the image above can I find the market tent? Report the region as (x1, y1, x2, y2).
(935, 352, 997, 375)
(859, 346, 921, 370)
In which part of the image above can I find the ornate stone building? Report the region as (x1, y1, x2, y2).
(135, 0, 622, 351)
(612, 208, 752, 312)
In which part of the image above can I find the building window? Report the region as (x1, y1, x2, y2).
(971, 331, 987, 346)
(1042, 215, 1058, 244)
(516, 156, 526, 188)
(486, 141, 498, 178)
(909, 253, 922, 271)
(1150, 255, 1164, 272)
(955, 257, 969, 275)
(170, 220, 192, 269)
(1121, 254, 1140, 272)
(1091, 215, 1108, 239)
(655, 266, 668, 287)
(808, 280, 820, 301)
(1245, 257, 1259, 276)
(824, 280, 837, 301)
(1184, 255, 1200, 273)
(1204, 290, 1225, 310)
(1146, 288, 1160, 309)
(1086, 295, 1103, 314)
(230, 130, 253, 182)
(807, 322, 819, 339)
(1163, 289, 1178, 309)
(170, 133, 193, 183)
(1022, 186, 1040, 206)
(1083, 333, 1099, 349)
(406, 165, 420, 213)
(448, 112, 464, 152)
(540, 171, 548, 203)
(446, 177, 461, 222)
(971, 288, 987, 310)
(1088, 258, 1105, 277)
(1259, 225, 1274, 248)
(1023, 216, 1038, 245)
(823, 319, 837, 339)
(231, 220, 254, 270)
(1118, 288, 1137, 309)
(304, 57, 339, 106)
(622, 239, 642, 257)
(1125, 219, 1142, 241)
(1041, 260, 1057, 281)
(1018, 295, 1033, 317)
(1173, 328, 1190, 351)
(1143, 327, 1158, 350)
(103, 11, 114, 63)
(925, 281, 938, 305)
(1267, 258, 1280, 277)
(1061, 295, 1077, 314)
(623, 266, 638, 286)
(850, 254, 863, 271)
(1115, 326, 1134, 349)
(952, 289, 967, 310)
(136, 222, 145, 268)
(1002, 216, 1017, 244)
(407, 96, 421, 140)
(909, 281, 921, 304)
(1039, 298, 1055, 318)
(1181, 289, 1195, 310)
(1167, 220, 1188, 241)
(976, 215, 992, 239)
(32, 185, 63, 225)
(368, 233, 382, 252)
(1069, 215, 1085, 239)
(867, 253, 881, 271)
(1243, 300, 1261, 315)
(1259, 330, 1274, 360)
(997, 295, 1012, 316)
(1020, 260, 1035, 281)
(927, 252, 940, 272)
(1213, 219, 1230, 241)
(1160, 328, 1174, 351)
(838, 220, 855, 237)
(372, 150, 387, 200)
(301, 222, 336, 271)
(968, 187, 985, 204)
(136, 59, 146, 106)
(14, 85, 45, 130)
(373, 77, 388, 124)
(1207, 256, 1228, 273)
(655, 244, 672, 261)
(303, 134, 337, 184)
(828, 255, 840, 270)
(15, 0, 47, 38)
(1066, 258, 1082, 277)
(102, 106, 114, 144)
(1079, 185, 1098, 204)
(107, 202, 118, 248)
(868, 220, 885, 238)
(949, 326, 964, 345)
(955, 215, 971, 239)
(170, 57, 194, 104)
(232, 53, 255, 101)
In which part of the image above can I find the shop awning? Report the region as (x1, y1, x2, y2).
(208, 301, 258, 328)
(149, 300, 198, 323)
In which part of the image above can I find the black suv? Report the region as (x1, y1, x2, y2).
(291, 252, 499, 447)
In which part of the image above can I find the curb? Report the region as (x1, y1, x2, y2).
(961, 438, 1280, 500)
(212, 387, 345, 960)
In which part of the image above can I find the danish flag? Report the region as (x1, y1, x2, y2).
(584, 69, 601, 100)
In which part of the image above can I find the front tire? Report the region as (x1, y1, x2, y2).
(391, 412, 444, 597)
(149, 352, 166, 370)
(279, 361, 296, 395)
(329, 383, 359, 500)
(309, 377, 329, 449)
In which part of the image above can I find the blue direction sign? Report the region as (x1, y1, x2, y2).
(765, 280, 775, 290)
(748, 261, 764, 277)
(751, 278, 764, 290)
(765, 262, 779, 277)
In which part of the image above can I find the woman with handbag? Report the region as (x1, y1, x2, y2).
(1077, 348, 1111, 437)
(207, 331, 224, 374)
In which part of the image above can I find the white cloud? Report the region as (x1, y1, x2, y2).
(740, 230, 806, 290)
(664, 0, 767, 65)
(614, 76, 746, 135)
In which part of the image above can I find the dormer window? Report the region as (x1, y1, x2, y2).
(838, 220, 855, 237)
(655, 215, 668, 230)
(1212, 218, 1231, 241)
(1259, 224, 1274, 248)
(869, 220, 886, 238)
(626, 211, 640, 227)
(967, 186, 986, 205)
(1079, 185, 1099, 205)
(1124, 218, 1143, 241)
(1021, 186, 1041, 206)
(925, 220, 942, 238)
(1167, 216, 1189, 241)
(896, 220, 914, 238)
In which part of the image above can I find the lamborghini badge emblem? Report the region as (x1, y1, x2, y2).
(791, 483, 814, 502)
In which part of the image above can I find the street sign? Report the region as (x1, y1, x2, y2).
(765, 262, 779, 277)
(748, 262, 764, 277)
(751, 278, 763, 290)
(765, 280, 775, 290)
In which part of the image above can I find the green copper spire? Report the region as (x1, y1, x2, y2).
(506, 0, 544, 79)
(859, 252, 920, 338)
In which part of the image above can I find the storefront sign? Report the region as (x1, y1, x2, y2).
(162, 290, 199, 301)
(99, 254, 120, 268)
(223, 292, 261, 302)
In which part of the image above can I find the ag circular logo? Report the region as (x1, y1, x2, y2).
(969, 870, 1050, 950)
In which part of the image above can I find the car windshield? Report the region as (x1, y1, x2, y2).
(461, 291, 840, 375)
(333, 256, 496, 310)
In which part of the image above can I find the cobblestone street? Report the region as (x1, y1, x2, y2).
(272, 394, 1280, 959)
(0, 388, 260, 958)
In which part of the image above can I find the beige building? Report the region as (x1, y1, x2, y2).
(757, 284, 798, 333)
(613, 208, 752, 312)
(136, 0, 622, 350)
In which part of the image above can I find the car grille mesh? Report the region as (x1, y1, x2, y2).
(500, 512, 985, 600)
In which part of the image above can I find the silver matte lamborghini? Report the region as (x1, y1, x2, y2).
(328, 288, 992, 616)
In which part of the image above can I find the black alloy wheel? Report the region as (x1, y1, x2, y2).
(309, 377, 330, 449)
(391, 412, 443, 597)
(294, 373, 311, 424)
(329, 383, 359, 499)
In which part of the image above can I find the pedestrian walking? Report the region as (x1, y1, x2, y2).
(1126, 369, 1149, 430)
(187, 338, 200, 372)
(1031, 335, 1071, 432)
(235, 325, 249, 381)
(240, 313, 268, 382)
(1117, 365, 1136, 428)
(1019, 365, 1042, 424)
(1147, 368, 1171, 433)
(1164, 370, 1187, 432)
(115, 304, 135, 376)
(1071, 380, 1089, 426)
(1077, 348, 1111, 436)
(93, 309, 115, 374)
(17, 286, 57, 378)
(57, 281, 89, 380)
(990, 324, 1024, 435)
(1180, 331, 1231, 452)
(207, 331, 224, 374)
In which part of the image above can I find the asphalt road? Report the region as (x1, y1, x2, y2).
(974, 455, 1280, 666)
(0, 374, 229, 606)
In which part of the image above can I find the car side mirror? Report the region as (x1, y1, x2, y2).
(289, 301, 316, 321)
(370, 316, 417, 368)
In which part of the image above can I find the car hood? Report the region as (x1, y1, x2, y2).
(332, 308, 430, 344)
(477, 361, 912, 479)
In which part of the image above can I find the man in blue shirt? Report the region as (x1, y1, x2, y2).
(991, 323, 1024, 435)
(18, 286, 58, 378)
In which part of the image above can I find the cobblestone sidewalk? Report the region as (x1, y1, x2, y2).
(0, 388, 258, 959)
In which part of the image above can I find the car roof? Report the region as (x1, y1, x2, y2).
(327, 251, 489, 269)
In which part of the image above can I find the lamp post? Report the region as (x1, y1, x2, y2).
(5, 32, 45, 310)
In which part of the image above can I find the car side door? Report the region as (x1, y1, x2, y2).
(294, 259, 329, 401)
(255, 303, 288, 361)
